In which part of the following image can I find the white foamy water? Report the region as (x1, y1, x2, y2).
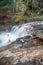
(0, 24, 33, 47)
(0, 21, 43, 47)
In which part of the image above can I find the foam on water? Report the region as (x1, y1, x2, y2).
(0, 21, 43, 47)
(0, 24, 33, 47)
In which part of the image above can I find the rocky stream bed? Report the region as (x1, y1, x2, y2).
(0, 21, 43, 65)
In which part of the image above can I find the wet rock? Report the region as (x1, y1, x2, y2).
(0, 45, 43, 65)
(36, 30, 43, 39)
(0, 57, 13, 65)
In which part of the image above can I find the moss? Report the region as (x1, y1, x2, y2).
(14, 12, 43, 22)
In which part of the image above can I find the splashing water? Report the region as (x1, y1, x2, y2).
(0, 24, 33, 47)
(0, 21, 43, 47)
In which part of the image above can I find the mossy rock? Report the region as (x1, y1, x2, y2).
(36, 31, 43, 39)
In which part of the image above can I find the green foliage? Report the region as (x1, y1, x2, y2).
(0, 0, 43, 14)
(32, 2, 38, 9)
(0, 0, 17, 10)
(16, 0, 26, 14)
(0, 0, 26, 13)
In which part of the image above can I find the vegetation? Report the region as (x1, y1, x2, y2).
(0, 0, 43, 22)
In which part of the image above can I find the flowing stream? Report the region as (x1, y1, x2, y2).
(0, 21, 43, 47)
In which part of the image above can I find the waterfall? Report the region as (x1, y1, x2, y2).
(0, 21, 43, 47)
